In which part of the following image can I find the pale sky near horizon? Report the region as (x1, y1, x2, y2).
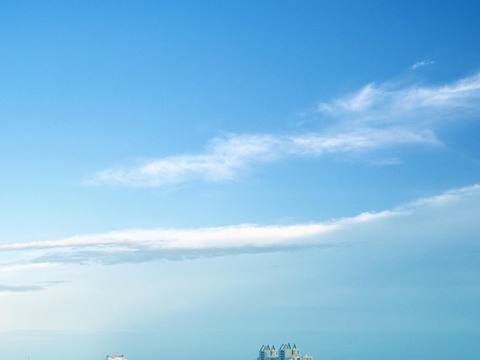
(1, 1, 480, 359)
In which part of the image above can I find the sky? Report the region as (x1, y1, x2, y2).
(1, 1, 480, 359)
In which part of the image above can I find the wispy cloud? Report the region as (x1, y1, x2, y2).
(90, 71, 480, 187)
(410, 184, 480, 207)
(0, 212, 390, 253)
(317, 71, 480, 123)
(0, 281, 65, 293)
(411, 60, 435, 70)
(0, 262, 57, 273)
(0, 284, 44, 293)
(92, 135, 283, 186)
(91, 129, 437, 186)
(2, 184, 479, 267)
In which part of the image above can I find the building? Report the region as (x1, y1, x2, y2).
(259, 344, 312, 360)
(106, 355, 127, 360)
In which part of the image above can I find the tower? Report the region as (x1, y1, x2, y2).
(270, 345, 278, 359)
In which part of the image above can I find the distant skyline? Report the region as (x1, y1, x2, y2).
(1, 1, 480, 359)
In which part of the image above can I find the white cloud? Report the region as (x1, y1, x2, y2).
(318, 83, 382, 114)
(409, 184, 480, 208)
(288, 128, 438, 155)
(2, 184, 479, 267)
(0, 262, 57, 273)
(411, 60, 435, 70)
(0, 280, 65, 293)
(92, 129, 438, 187)
(93, 135, 283, 186)
(0, 218, 355, 252)
(89, 71, 480, 187)
(317, 71, 480, 124)
(0, 284, 44, 293)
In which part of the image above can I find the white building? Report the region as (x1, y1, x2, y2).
(259, 344, 312, 360)
(106, 355, 127, 360)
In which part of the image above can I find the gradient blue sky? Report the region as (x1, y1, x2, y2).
(1, 1, 480, 359)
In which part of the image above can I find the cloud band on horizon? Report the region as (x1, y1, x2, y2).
(1, 184, 479, 268)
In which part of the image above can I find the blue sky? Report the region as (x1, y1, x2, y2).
(1, 1, 480, 359)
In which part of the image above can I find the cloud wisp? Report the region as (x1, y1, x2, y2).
(0, 284, 44, 293)
(0, 281, 66, 293)
(92, 129, 437, 186)
(411, 60, 435, 70)
(0, 212, 391, 266)
(2, 184, 479, 267)
(90, 71, 480, 187)
(318, 71, 480, 123)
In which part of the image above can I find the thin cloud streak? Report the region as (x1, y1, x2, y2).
(318, 71, 480, 123)
(93, 135, 283, 186)
(409, 184, 480, 207)
(2, 184, 479, 267)
(0, 220, 352, 251)
(0, 262, 57, 273)
(92, 129, 437, 187)
(1, 211, 398, 266)
(90, 71, 480, 187)
(0, 281, 65, 293)
(411, 60, 435, 70)
(0, 284, 44, 293)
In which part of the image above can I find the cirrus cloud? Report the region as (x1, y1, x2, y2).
(91, 128, 437, 187)
(90, 70, 480, 187)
